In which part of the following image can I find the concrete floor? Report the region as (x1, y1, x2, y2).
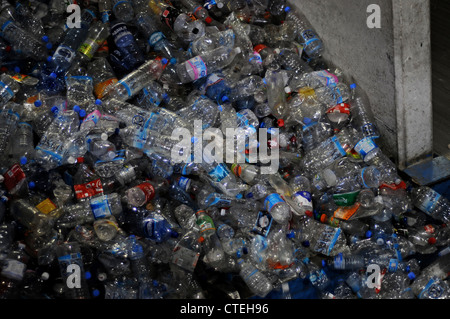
(431, 0, 450, 160)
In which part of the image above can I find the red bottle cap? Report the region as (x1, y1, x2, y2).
(205, 16, 212, 24)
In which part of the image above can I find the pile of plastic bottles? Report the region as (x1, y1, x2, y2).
(0, 0, 449, 300)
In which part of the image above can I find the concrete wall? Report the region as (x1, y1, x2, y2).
(288, 0, 432, 169)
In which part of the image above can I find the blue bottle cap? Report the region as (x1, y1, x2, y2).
(34, 100, 42, 107)
(286, 231, 295, 239)
(284, 6, 291, 12)
(321, 260, 326, 267)
(42, 35, 49, 43)
(85, 271, 92, 280)
(46, 56, 52, 63)
(73, 105, 81, 112)
(350, 83, 357, 89)
(28, 181, 35, 189)
(79, 109, 86, 117)
(221, 95, 229, 102)
(235, 193, 243, 199)
(236, 251, 241, 258)
(92, 289, 100, 297)
(51, 106, 59, 113)
(95, 99, 102, 105)
(302, 240, 310, 247)
(408, 272, 416, 280)
(365, 230, 372, 238)
(50, 72, 57, 79)
(20, 156, 27, 165)
(14, 66, 20, 73)
(169, 57, 177, 65)
(161, 58, 168, 65)
(46, 43, 53, 50)
(303, 117, 312, 125)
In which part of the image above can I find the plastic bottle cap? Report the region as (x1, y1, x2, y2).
(20, 156, 27, 165)
(42, 35, 49, 43)
(101, 133, 108, 141)
(350, 83, 357, 89)
(274, 48, 281, 54)
(85, 271, 92, 280)
(286, 231, 295, 239)
(34, 100, 42, 107)
(235, 47, 242, 54)
(277, 119, 285, 127)
(51, 106, 59, 113)
(41, 272, 50, 281)
(67, 156, 76, 164)
(28, 181, 35, 189)
(408, 272, 416, 280)
(46, 43, 53, 50)
(205, 16, 212, 24)
(77, 157, 84, 163)
(161, 58, 168, 65)
(305, 210, 313, 217)
(320, 214, 327, 223)
(46, 56, 52, 62)
(169, 57, 177, 65)
(95, 99, 102, 105)
(221, 95, 229, 102)
(79, 109, 86, 117)
(302, 240, 310, 247)
(14, 66, 20, 73)
(428, 237, 436, 245)
(50, 72, 57, 79)
(73, 105, 81, 112)
(285, 6, 291, 12)
(376, 238, 385, 245)
(217, 2, 223, 8)
(284, 86, 291, 93)
(236, 193, 243, 199)
(92, 289, 100, 297)
(365, 230, 372, 238)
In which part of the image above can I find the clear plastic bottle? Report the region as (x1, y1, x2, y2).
(411, 187, 449, 224)
(180, 0, 213, 24)
(111, 0, 135, 22)
(7, 122, 35, 164)
(0, 74, 21, 108)
(284, 6, 324, 59)
(263, 192, 291, 224)
(289, 175, 313, 216)
(103, 58, 165, 102)
(88, 57, 119, 100)
(125, 178, 169, 207)
(0, 15, 48, 61)
(410, 253, 450, 299)
(349, 83, 380, 139)
(190, 29, 235, 56)
(176, 46, 241, 83)
(237, 257, 273, 297)
(65, 75, 96, 112)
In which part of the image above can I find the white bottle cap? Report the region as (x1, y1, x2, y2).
(67, 156, 76, 164)
(234, 47, 241, 54)
(101, 133, 108, 141)
(284, 86, 292, 93)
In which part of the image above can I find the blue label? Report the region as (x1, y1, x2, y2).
(354, 137, 378, 159)
(90, 195, 112, 219)
(264, 193, 285, 212)
(208, 163, 229, 182)
(331, 136, 346, 156)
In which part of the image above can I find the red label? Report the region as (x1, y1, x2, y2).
(4, 164, 26, 192)
(136, 182, 156, 202)
(74, 179, 104, 200)
(326, 103, 350, 115)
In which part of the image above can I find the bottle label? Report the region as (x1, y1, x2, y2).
(333, 254, 345, 270)
(135, 182, 156, 203)
(333, 191, 360, 207)
(0, 81, 15, 102)
(388, 258, 399, 273)
(94, 78, 118, 99)
(149, 31, 165, 49)
(79, 36, 106, 59)
(53, 45, 76, 64)
(74, 179, 104, 200)
(362, 123, 379, 138)
(249, 51, 263, 64)
(90, 195, 112, 219)
(186, 56, 208, 81)
(1, 259, 26, 281)
(264, 193, 285, 213)
(177, 176, 191, 191)
(417, 191, 441, 214)
(354, 137, 378, 160)
(172, 245, 200, 272)
(3, 164, 26, 192)
(101, 10, 112, 23)
(207, 163, 229, 182)
(143, 213, 165, 239)
(36, 198, 57, 215)
(112, 0, 129, 10)
(161, 6, 180, 30)
(292, 191, 313, 209)
(333, 202, 361, 220)
(252, 211, 273, 237)
(111, 22, 132, 44)
(418, 278, 446, 299)
(331, 135, 347, 156)
(315, 70, 339, 86)
(313, 226, 342, 256)
(301, 29, 320, 46)
(196, 211, 216, 234)
(204, 193, 232, 208)
(82, 110, 102, 127)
